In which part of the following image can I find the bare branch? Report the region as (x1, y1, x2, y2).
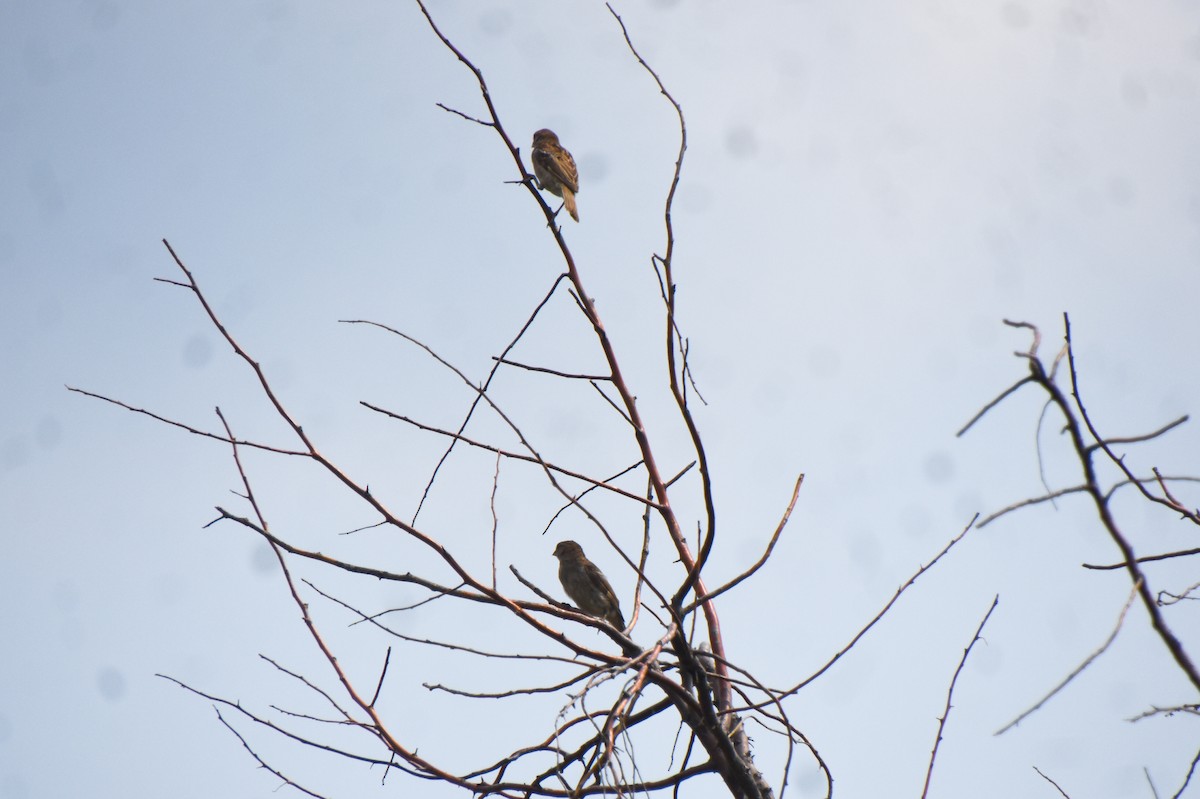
(540, 460, 645, 537)
(157, 674, 397, 771)
(1083, 546, 1200, 571)
(686, 474, 804, 612)
(1172, 745, 1200, 799)
(493, 356, 612, 382)
(406, 272, 569, 524)
(361, 400, 657, 509)
(491, 452, 502, 590)
(783, 515, 977, 697)
(920, 595, 999, 799)
(995, 579, 1141, 735)
(1059, 314, 1200, 689)
(589, 380, 634, 426)
(66, 386, 307, 457)
(1159, 581, 1200, 605)
(957, 377, 1035, 437)
(980, 475, 1200, 529)
(1127, 704, 1200, 723)
(435, 102, 492, 127)
(213, 706, 331, 798)
(1033, 766, 1072, 798)
(1003, 318, 1042, 358)
(1088, 415, 1189, 450)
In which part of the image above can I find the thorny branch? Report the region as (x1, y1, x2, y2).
(920, 596, 1000, 799)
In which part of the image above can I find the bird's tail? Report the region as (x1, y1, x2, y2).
(563, 189, 579, 222)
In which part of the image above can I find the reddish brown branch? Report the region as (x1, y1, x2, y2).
(604, 4, 736, 741)
(418, 8, 753, 793)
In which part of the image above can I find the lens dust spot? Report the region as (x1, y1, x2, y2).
(96, 666, 127, 701)
(182, 335, 213, 369)
(725, 125, 759, 159)
(36, 417, 62, 450)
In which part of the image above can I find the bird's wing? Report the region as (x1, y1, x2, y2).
(582, 561, 613, 593)
(534, 147, 579, 194)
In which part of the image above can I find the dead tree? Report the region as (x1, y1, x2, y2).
(70, 4, 1197, 798)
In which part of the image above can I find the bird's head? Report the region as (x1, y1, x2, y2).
(553, 540, 584, 560)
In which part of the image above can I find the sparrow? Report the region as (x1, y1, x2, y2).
(531, 128, 580, 222)
(552, 540, 625, 629)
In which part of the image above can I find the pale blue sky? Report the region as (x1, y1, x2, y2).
(2, 2, 1199, 797)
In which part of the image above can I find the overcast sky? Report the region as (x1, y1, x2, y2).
(3, 1, 1199, 798)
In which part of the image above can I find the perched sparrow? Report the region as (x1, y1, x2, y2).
(531, 128, 580, 222)
(552, 540, 624, 629)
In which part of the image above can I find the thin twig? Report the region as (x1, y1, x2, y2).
(1159, 581, 1200, 605)
(921, 595, 999, 799)
(685, 474, 804, 612)
(435, 102, 492, 127)
(995, 579, 1141, 735)
(1088, 415, 1189, 450)
(665, 460, 697, 488)
(783, 515, 977, 698)
(359, 401, 657, 508)
(1153, 467, 1200, 521)
(956, 377, 1034, 437)
(590, 380, 634, 426)
(1033, 766, 1071, 798)
(980, 475, 1200, 529)
(66, 386, 306, 456)
(493, 356, 612, 382)
(157, 675, 399, 771)
(540, 460, 645, 537)
(212, 706, 331, 798)
(404, 272, 568, 525)
(1083, 546, 1200, 571)
(1172, 745, 1200, 799)
(1127, 704, 1200, 723)
(370, 648, 392, 708)
(491, 451, 501, 590)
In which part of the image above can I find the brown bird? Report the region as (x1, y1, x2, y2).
(531, 128, 580, 222)
(552, 540, 625, 629)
